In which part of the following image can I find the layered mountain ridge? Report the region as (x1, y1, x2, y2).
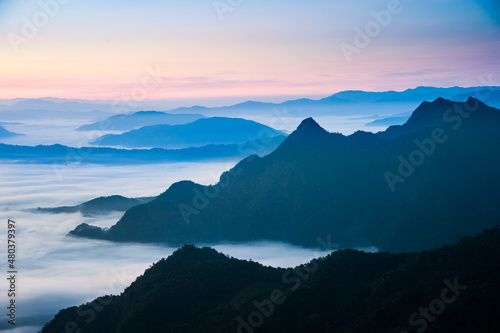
(42, 227, 500, 333)
(70, 97, 500, 252)
(32, 195, 155, 216)
(76, 111, 206, 131)
(91, 117, 285, 149)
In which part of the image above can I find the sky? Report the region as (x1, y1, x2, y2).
(0, 0, 499, 103)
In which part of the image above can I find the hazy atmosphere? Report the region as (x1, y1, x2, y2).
(0, 162, 334, 331)
(1, 0, 500, 332)
(0, 0, 499, 103)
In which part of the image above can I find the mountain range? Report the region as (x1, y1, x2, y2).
(166, 86, 500, 117)
(0, 108, 111, 122)
(0, 135, 285, 164)
(365, 112, 412, 127)
(3, 87, 499, 121)
(91, 117, 285, 149)
(0, 99, 118, 113)
(32, 195, 155, 217)
(76, 111, 206, 131)
(41, 226, 500, 333)
(70, 97, 500, 252)
(452, 89, 500, 106)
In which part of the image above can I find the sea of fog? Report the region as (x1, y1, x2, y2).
(0, 112, 387, 332)
(0, 161, 345, 333)
(0, 114, 389, 147)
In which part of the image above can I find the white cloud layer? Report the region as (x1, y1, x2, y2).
(0, 160, 374, 332)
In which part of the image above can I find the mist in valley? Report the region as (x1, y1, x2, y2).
(0, 98, 432, 332)
(0, 159, 349, 332)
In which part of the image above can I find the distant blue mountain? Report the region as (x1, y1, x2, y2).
(91, 117, 285, 149)
(3, 86, 500, 120)
(0, 126, 21, 139)
(452, 89, 500, 108)
(0, 109, 110, 122)
(77, 111, 206, 131)
(0, 135, 285, 164)
(32, 195, 155, 216)
(365, 112, 412, 127)
(0, 99, 114, 113)
(332, 86, 468, 103)
(165, 86, 500, 117)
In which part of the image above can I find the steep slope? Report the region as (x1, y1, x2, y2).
(42, 227, 500, 333)
(77, 111, 206, 131)
(377, 97, 477, 138)
(41, 245, 285, 333)
(71, 98, 500, 252)
(91, 117, 284, 149)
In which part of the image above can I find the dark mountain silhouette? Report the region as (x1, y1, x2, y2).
(41, 227, 500, 333)
(76, 111, 206, 131)
(91, 117, 285, 149)
(32, 195, 155, 217)
(70, 98, 500, 252)
(376, 97, 457, 139)
(0, 126, 20, 139)
(0, 135, 285, 164)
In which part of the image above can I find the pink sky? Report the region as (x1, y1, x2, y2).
(0, 0, 499, 102)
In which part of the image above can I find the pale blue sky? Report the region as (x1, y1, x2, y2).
(0, 0, 499, 101)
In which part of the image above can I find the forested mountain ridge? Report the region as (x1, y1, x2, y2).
(71, 97, 500, 252)
(42, 226, 500, 333)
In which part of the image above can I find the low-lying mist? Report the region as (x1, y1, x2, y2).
(0, 113, 390, 148)
(0, 161, 378, 332)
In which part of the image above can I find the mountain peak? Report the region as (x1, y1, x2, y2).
(265, 117, 330, 155)
(376, 98, 453, 139)
(296, 117, 325, 134)
(467, 96, 482, 104)
(145, 245, 230, 274)
(378, 97, 499, 140)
